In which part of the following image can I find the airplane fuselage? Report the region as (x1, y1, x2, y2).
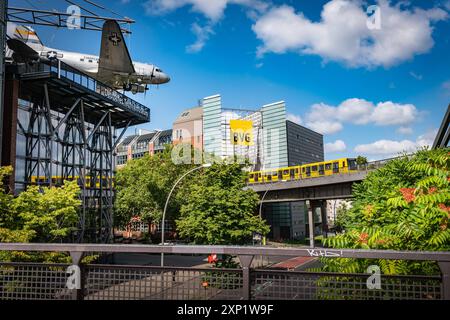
(40, 46, 170, 87)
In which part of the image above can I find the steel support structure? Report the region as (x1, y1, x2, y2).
(433, 104, 450, 149)
(0, 0, 7, 161)
(20, 83, 115, 243)
(7, 7, 134, 34)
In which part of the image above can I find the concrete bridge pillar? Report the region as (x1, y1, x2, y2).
(306, 199, 328, 248)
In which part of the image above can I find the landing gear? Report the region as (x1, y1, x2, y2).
(123, 83, 132, 91)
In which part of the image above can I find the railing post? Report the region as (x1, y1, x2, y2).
(238, 255, 254, 300)
(438, 262, 450, 300)
(69, 251, 85, 301)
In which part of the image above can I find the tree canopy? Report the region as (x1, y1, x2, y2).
(176, 161, 269, 245)
(114, 146, 197, 228)
(114, 146, 269, 245)
(0, 166, 81, 262)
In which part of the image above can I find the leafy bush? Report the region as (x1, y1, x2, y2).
(0, 166, 82, 262)
(320, 148, 450, 275)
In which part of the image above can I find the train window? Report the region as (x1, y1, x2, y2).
(325, 163, 331, 170)
(348, 159, 357, 170)
(295, 168, 299, 173)
(249, 174, 254, 179)
(312, 165, 318, 172)
(305, 167, 311, 176)
(302, 167, 305, 173)
(333, 162, 339, 173)
(283, 170, 289, 175)
(319, 164, 324, 175)
(273, 172, 277, 177)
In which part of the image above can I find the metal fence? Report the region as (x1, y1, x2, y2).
(0, 244, 449, 300)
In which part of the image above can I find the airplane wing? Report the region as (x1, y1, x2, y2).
(97, 20, 135, 84)
(6, 38, 40, 62)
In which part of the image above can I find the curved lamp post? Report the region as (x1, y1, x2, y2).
(160, 163, 212, 267)
(258, 179, 286, 246)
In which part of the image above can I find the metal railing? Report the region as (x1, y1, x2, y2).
(0, 243, 449, 300)
(16, 60, 150, 120)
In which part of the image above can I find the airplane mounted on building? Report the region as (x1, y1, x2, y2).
(6, 20, 170, 94)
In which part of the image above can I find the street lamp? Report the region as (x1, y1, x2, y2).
(258, 179, 286, 246)
(160, 163, 212, 267)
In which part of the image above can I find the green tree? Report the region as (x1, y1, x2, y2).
(176, 161, 270, 245)
(321, 148, 450, 275)
(0, 166, 81, 262)
(334, 202, 350, 232)
(356, 155, 368, 166)
(12, 182, 80, 243)
(114, 145, 197, 229)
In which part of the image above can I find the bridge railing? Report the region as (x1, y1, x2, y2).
(0, 243, 449, 300)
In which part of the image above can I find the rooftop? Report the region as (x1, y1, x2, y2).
(8, 60, 150, 128)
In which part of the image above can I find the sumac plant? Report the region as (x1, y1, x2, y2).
(320, 148, 450, 276)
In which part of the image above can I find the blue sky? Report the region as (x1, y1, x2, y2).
(10, 0, 450, 160)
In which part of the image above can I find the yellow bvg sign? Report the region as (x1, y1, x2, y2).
(230, 120, 253, 146)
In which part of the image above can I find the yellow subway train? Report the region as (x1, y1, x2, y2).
(30, 175, 114, 188)
(248, 158, 358, 184)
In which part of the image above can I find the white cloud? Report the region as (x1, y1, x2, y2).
(409, 71, 423, 80)
(186, 23, 215, 53)
(396, 126, 413, 135)
(252, 0, 448, 68)
(416, 129, 438, 147)
(145, 0, 269, 52)
(370, 101, 418, 126)
(354, 129, 437, 157)
(306, 121, 343, 135)
(144, 0, 269, 21)
(354, 139, 419, 155)
(286, 113, 302, 125)
(303, 98, 419, 135)
(325, 140, 347, 153)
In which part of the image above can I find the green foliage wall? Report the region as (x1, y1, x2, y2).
(321, 148, 450, 275)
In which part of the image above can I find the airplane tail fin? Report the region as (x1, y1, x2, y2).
(98, 20, 135, 82)
(7, 23, 44, 51)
